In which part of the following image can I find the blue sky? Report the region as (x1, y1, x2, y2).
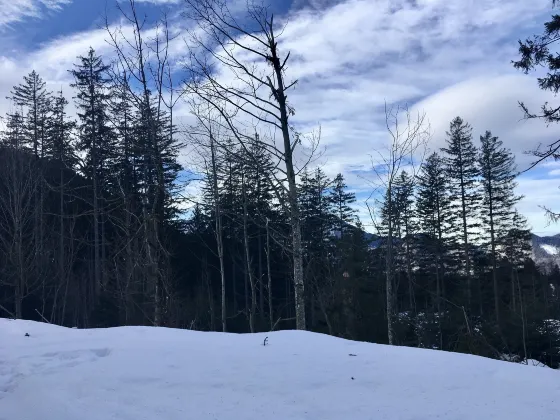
(1, 0, 559, 235)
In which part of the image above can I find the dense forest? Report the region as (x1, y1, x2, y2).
(1, 0, 560, 368)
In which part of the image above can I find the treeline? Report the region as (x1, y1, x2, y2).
(1, 0, 559, 368)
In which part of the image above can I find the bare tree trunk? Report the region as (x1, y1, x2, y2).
(242, 172, 257, 333)
(271, 41, 306, 330)
(459, 170, 471, 309)
(516, 269, 528, 362)
(315, 283, 334, 336)
(485, 182, 500, 326)
(259, 236, 264, 324)
(386, 197, 395, 345)
(367, 105, 428, 345)
(511, 265, 517, 313)
(266, 218, 273, 331)
(210, 133, 227, 332)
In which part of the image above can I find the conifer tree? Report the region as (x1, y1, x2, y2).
(502, 211, 532, 314)
(416, 152, 451, 306)
(479, 130, 521, 325)
(441, 117, 480, 307)
(8, 71, 50, 157)
(299, 168, 333, 257)
(329, 173, 356, 238)
(44, 90, 76, 314)
(8, 71, 52, 299)
(45, 90, 76, 165)
(70, 48, 114, 298)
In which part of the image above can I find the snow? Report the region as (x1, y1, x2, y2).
(524, 359, 549, 368)
(540, 244, 559, 256)
(1, 319, 559, 420)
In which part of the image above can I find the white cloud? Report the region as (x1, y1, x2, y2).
(0, 0, 71, 27)
(1, 0, 560, 234)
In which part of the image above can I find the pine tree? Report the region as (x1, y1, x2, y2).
(502, 211, 532, 314)
(416, 152, 451, 306)
(441, 117, 480, 308)
(299, 168, 334, 331)
(45, 90, 76, 165)
(8, 71, 50, 157)
(329, 173, 356, 238)
(2, 112, 26, 150)
(70, 48, 114, 298)
(110, 76, 137, 199)
(299, 168, 333, 257)
(8, 71, 52, 301)
(479, 130, 521, 325)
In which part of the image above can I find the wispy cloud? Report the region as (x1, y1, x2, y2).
(0, 0, 559, 233)
(0, 0, 71, 27)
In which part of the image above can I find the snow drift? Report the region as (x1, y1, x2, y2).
(0, 319, 559, 420)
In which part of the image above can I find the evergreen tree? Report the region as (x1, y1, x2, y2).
(329, 173, 356, 238)
(7, 71, 52, 299)
(479, 130, 521, 325)
(45, 90, 76, 165)
(1, 112, 26, 150)
(70, 48, 114, 298)
(441, 116, 480, 307)
(70, 48, 114, 185)
(299, 168, 333, 257)
(110, 77, 137, 199)
(8, 71, 50, 157)
(416, 152, 452, 305)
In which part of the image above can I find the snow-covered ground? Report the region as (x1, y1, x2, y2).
(540, 244, 560, 256)
(1, 319, 559, 420)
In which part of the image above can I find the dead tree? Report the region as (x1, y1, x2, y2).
(183, 0, 319, 330)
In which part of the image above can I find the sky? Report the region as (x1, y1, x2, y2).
(0, 0, 559, 235)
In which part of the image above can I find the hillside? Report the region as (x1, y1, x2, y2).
(532, 234, 560, 272)
(0, 319, 559, 420)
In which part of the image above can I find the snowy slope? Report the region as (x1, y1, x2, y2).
(540, 244, 559, 256)
(1, 319, 559, 420)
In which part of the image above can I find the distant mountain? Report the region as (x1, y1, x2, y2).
(532, 234, 560, 272)
(364, 231, 560, 273)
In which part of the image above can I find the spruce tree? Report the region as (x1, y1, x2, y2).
(45, 90, 76, 165)
(416, 152, 451, 306)
(329, 173, 356, 238)
(8, 71, 50, 157)
(502, 211, 532, 314)
(70, 48, 114, 298)
(299, 168, 333, 257)
(441, 116, 480, 308)
(8, 71, 52, 297)
(2, 112, 26, 150)
(479, 130, 522, 325)
(299, 168, 333, 331)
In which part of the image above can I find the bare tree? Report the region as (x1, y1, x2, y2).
(105, 0, 179, 325)
(366, 104, 429, 344)
(182, 0, 319, 330)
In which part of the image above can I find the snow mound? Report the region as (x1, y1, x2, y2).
(1, 319, 559, 420)
(540, 244, 559, 256)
